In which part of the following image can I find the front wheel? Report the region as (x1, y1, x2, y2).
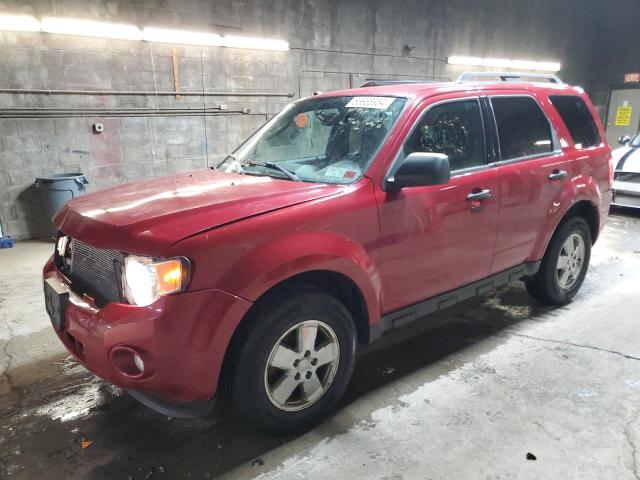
(226, 286, 357, 435)
(525, 216, 592, 305)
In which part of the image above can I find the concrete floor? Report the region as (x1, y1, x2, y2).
(0, 239, 64, 397)
(1, 209, 640, 479)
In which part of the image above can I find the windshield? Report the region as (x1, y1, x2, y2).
(632, 134, 640, 147)
(218, 95, 407, 184)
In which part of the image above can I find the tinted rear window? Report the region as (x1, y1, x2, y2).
(491, 96, 553, 160)
(549, 95, 601, 148)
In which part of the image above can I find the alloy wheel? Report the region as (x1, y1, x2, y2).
(556, 233, 586, 290)
(264, 320, 340, 412)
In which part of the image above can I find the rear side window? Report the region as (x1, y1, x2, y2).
(405, 99, 486, 171)
(491, 96, 553, 160)
(549, 95, 601, 148)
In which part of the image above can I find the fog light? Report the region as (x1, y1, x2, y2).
(133, 353, 145, 373)
(110, 346, 148, 378)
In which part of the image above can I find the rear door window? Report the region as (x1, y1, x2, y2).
(549, 95, 601, 148)
(490, 96, 553, 160)
(405, 99, 486, 172)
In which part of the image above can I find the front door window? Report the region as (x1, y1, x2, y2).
(405, 99, 486, 172)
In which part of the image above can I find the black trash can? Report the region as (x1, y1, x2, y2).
(35, 173, 89, 237)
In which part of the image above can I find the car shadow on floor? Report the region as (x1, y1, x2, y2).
(0, 284, 557, 480)
(610, 205, 640, 219)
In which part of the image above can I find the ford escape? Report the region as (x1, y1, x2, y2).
(43, 73, 613, 434)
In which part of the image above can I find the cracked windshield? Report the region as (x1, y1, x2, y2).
(219, 95, 407, 184)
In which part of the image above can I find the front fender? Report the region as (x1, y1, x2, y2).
(222, 231, 382, 326)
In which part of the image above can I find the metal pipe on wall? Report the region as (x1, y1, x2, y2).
(0, 107, 245, 113)
(0, 88, 294, 97)
(0, 106, 272, 118)
(0, 106, 231, 111)
(0, 112, 267, 118)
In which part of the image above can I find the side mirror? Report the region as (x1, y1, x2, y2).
(385, 152, 450, 190)
(619, 135, 632, 146)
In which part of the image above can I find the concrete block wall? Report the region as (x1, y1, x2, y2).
(587, 0, 640, 119)
(0, 0, 612, 239)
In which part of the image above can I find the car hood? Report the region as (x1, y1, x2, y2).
(54, 169, 344, 255)
(612, 145, 640, 173)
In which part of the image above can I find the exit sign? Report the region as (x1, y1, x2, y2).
(624, 73, 640, 83)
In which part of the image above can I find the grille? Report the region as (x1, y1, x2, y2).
(56, 234, 125, 306)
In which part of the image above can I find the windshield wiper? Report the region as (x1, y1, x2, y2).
(247, 161, 302, 182)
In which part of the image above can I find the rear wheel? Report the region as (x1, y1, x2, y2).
(226, 286, 357, 435)
(525, 217, 591, 305)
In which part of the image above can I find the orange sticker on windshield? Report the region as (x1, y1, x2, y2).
(294, 113, 309, 128)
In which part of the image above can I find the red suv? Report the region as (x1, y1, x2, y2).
(43, 73, 612, 434)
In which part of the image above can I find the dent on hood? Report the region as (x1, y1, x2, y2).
(80, 174, 272, 219)
(54, 170, 347, 255)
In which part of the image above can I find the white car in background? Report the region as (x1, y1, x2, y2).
(613, 134, 640, 208)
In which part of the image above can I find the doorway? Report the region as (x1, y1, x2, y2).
(605, 88, 640, 145)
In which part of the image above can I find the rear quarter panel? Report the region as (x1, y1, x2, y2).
(529, 88, 612, 259)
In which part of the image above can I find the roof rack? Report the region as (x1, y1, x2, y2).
(456, 71, 563, 84)
(360, 79, 439, 88)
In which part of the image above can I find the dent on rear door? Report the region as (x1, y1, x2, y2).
(489, 94, 570, 273)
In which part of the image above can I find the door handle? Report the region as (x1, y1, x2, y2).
(548, 170, 568, 181)
(466, 188, 492, 201)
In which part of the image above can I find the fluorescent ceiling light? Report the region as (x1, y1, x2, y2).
(220, 35, 289, 51)
(448, 56, 561, 72)
(142, 27, 223, 46)
(0, 15, 290, 51)
(143, 27, 289, 51)
(0, 14, 40, 32)
(534, 61, 563, 72)
(41, 17, 142, 40)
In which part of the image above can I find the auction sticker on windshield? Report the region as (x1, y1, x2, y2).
(346, 96, 396, 109)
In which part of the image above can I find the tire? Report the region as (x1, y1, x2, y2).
(525, 216, 592, 305)
(225, 285, 357, 435)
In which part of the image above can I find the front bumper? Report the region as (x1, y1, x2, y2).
(613, 179, 640, 208)
(43, 255, 253, 405)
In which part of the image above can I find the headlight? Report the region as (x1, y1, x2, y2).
(56, 235, 69, 257)
(123, 255, 189, 307)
